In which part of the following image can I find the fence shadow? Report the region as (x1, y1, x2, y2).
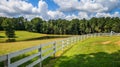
(55, 50, 120, 67)
(43, 43, 75, 67)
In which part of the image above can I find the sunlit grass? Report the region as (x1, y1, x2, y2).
(53, 36, 120, 67)
(0, 31, 46, 42)
(1, 31, 120, 67)
(0, 31, 71, 55)
(0, 38, 65, 55)
(0, 31, 71, 43)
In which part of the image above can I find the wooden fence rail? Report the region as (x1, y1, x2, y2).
(0, 33, 120, 67)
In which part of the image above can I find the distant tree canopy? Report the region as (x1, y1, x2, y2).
(0, 16, 120, 35)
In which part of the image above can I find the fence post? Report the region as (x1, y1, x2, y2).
(70, 38, 71, 44)
(69, 38, 71, 45)
(38, 45, 42, 67)
(92, 34, 94, 38)
(78, 36, 80, 41)
(4, 60, 8, 67)
(94, 33, 95, 37)
(78, 36, 79, 41)
(53, 42, 56, 58)
(62, 40, 64, 51)
(87, 34, 88, 38)
(4, 55, 9, 67)
(96, 33, 98, 37)
(74, 37, 76, 42)
(72, 38, 74, 43)
(67, 39, 69, 45)
(94, 33, 96, 37)
(84, 35, 86, 39)
(90, 34, 91, 37)
(81, 35, 82, 41)
(83, 35, 84, 39)
(7, 54, 11, 67)
(72, 37, 74, 43)
(75, 37, 77, 42)
(77, 36, 79, 41)
(85, 35, 87, 39)
(77, 37, 79, 42)
(82, 35, 84, 40)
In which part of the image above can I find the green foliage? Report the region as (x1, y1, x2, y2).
(30, 17, 43, 32)
(13, 17, 26, 30)
(0, 17, 5, 30)
(1, 18, 15, 39)
(0, 17, 120, 35)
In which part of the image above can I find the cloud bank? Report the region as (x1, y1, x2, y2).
(0, 0, 120, 20)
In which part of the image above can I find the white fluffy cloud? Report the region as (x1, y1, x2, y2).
(78, 12, 89, 19)
(65, 14, 78, 20)
(0, 0, 34, 17)
(96, 12, 120, 17)
(0, 0, 120, 20)
(54, 0, 120, 19)
(48, 11, 65, 19)
(65, 12, 89, 20)
(0, 0, 65, 20)
(54, 0, 120, 13)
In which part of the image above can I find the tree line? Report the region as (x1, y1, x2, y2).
(0, 16, 120, 39)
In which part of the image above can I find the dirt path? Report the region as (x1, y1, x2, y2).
(102, 41, 111, 44)
(115, 41, 120, 46)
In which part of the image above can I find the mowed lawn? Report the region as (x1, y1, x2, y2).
(0, 31, 47, 42)
(0, 31, 70, 55)
(53, 36, 120, 67)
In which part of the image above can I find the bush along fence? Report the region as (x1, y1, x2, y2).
(0, 33, 120, 67)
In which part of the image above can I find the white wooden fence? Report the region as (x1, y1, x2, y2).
(0, 33, 120, 67)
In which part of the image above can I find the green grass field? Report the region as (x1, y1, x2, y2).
(0, 31, 70, 55)
(1, 31, 120, 67)
(49, 36, 120, 67)
(0, 31, 46, 42)
(0, 31, 71, 43)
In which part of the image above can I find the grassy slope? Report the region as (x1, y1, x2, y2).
(0, 31, 70, 55)
(0, 31, 47, 42)
(53, 36, 120, 67)
(0, 31, 70, 42)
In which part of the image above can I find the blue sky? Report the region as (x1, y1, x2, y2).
(29, 0, 98, 13)
(27, 0, 58, 10)
(0, 0, 120, 20)
(45, 0, 59, 11)
(25, 0, 120, 12)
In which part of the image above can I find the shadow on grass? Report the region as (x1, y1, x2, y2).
(55, 50, 120, 67)
(0, 36, 5, 38)
(43, 44, 77, 67)
(0, 35, 70, 43)
(0, 44, 74, 67)
(0, 48, 120, 67)
(23, 36, 70, 41)
(6, 38, 16, 42)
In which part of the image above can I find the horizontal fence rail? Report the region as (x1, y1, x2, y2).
(0, 33, 120, 67)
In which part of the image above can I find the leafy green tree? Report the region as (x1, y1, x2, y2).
(0, 17, 6, 30)
(30, 17, 43, 33)
(70, 19, 80, 34)
(2, 18, 15, 41)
